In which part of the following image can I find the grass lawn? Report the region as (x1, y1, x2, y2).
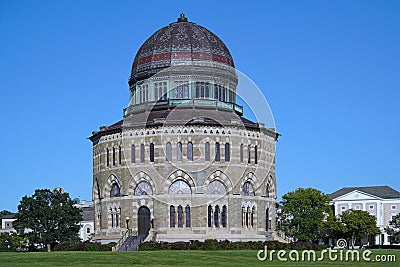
(0, 249, 398, 267)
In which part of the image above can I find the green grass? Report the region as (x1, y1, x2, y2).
(0, 249, 398, 267)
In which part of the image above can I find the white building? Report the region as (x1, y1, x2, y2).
(0, 214, 16, 234)
(329, 185, 400, 245)
(74, 200, 95, 241)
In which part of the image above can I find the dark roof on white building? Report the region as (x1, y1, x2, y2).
(329, 186, 400, 200)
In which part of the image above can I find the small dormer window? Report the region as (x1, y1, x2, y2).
(391, 205, 396, 210)
(341, 206, 346, 211)
(369, 205, 374, 210)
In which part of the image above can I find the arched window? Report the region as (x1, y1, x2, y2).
(225, 143, 230, 162)
(116, 212, 119, 227)
(185, 205, 191, 227)
(254, 145, 258, 164)
(242, 181, 255, 196)
(110, 183, 121, 198)
(131, 144, 136, 163)
(140, 144, 145, 163)
(177, 142, 182, 161)
(206, 180, 227, 195)
(221, 205, 227, 227)
(134, 181, 153, 196)
(246, 207, 249, 227)
(251, 207, 255, 227)
(150, 143, 154, 162)
(266, 183, 270, 198)
(177, 205, 183, 227)
(106, 148, 110, 166)
(170, 206, 175, 227)
(187, 142, 193, 161)
(169, 180, 191, 194)
(111, 213, 114, 227)
(207, 205, 212, 227)
(119, 146, 122, 165)
(205, 142, 210, 161)
(166, 142, 172, 161)
(215, 142, 220, 162)
(247, 145, 251, 163)
(240, 144, 243, 163)
(214, 205, 220, 227)
(266, 208, 270, 230)
(112, 147, 116, 166)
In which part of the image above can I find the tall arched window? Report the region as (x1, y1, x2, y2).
(240, 144, 243, 163)
(177, 142, 182, 161)
(112, 147, 116, 166)
(166, 142, 172, 161)
(150, 143, 155, 162)
(205, 142, 210, 161)
(110, 183, 121, 198)
(169, 180, 191, 194)
(251, 207, 255, 227)
(185, 205, 191, 227)
(106, 148, 110, 166)
(140, 144, 145, 163)
(225, 143, 230, 162)
(214, 205, 220, 227)
(170, 206, 175, 227)
(247, 145, 251, 163)
(266, 208, 270, 230)
(177, 205, 183, 227)
(131, 144, 136, 163)
(266, 183, 270, 198)
(246, 207, 249, 227)
(221, 205, 227, 227)
(208, 205, 212, 227)
(254, 145, 258, 164)
(187, 142, 193, 161)
(215, 142, 220, 162)
(119, 146, 122, 165)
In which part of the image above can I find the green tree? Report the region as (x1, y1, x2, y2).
(340, 209, 380, 248)
(278, 188, 331, 242)
(0, 210, 12, 217)
(14, 188, 82, 251)
(385, 213, 400, 244)
(319, 212, 347, 240)
(0, 232, 27, 251)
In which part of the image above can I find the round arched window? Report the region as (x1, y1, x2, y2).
(110, 183, 121, 198)
(135, 181, 153, 196)
(241, 181, 255, 196)
(206, 180, 227, 195)
(169, 180, 191, 194)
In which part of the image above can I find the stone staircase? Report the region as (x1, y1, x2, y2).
(118, 234, 148, 251)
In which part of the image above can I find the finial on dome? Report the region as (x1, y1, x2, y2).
(177, 13, 188, 22)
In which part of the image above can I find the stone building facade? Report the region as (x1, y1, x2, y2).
(90, 14, 278, 244)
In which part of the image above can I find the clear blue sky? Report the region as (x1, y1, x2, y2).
(1, 0, 399, 212)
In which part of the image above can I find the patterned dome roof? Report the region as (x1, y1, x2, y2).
(129, 14, 235, 85)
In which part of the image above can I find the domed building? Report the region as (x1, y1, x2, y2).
(89, 14, 279, 247)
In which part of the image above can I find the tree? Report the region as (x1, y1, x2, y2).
(385, 213, 400, 244)
(0, 232, 27, 251)
(277, 188, 331, 242)
(0, 210, 12, 217)
(13, 188, 82, 251)
(340, 209, 380, 248)
(319, 212, 347, 241)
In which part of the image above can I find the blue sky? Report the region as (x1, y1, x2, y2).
(0, 0, 399, 211)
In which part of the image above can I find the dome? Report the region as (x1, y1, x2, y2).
(129, 14, 235, 85)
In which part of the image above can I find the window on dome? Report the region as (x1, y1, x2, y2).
(110, 183, 121, 198)
(154, 82, 167, 101)
(174, 82, 189, 99)
(187, 142, 193, 161)
(135, 181, 153, 196)
(140, 144, 145, 163)
(205, 142, 210, 161)
(215, 142, 220, 162)
(150, 143, 155, 162)
(169, 180, 191, 194)
(140, 84, 149, 103)
(242, 181, 255, 196)
(214, 84, 227, 102)
(206, 180, 227, 195)
(177, 142, 182, 161)
(225, 143, 230, 162)
(195, 82, 210, 98)
(166, 142, 172, 161)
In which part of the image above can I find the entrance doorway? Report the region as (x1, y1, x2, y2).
(138, 206, 150, 236)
